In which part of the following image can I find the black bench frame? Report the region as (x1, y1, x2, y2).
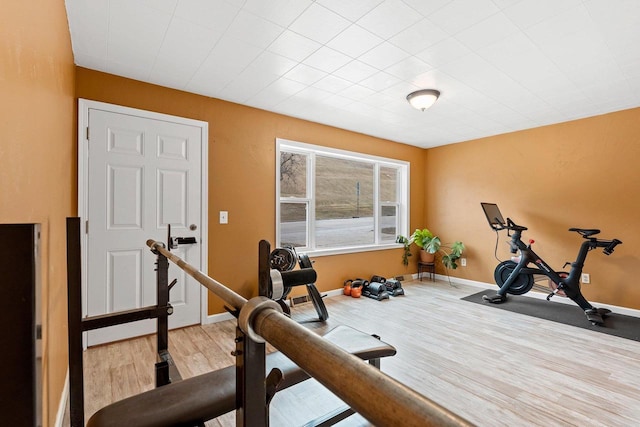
(66, 218, 182, 427)
(67, 218, 397, 427)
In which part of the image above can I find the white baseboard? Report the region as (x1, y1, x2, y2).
(203, 310, 235, 325)
(321, 288, 344, 298)
(55, 370, 69, 427)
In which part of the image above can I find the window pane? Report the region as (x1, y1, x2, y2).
(280, 152, 307, 198)
(316, 216, 374, 248)
(315, 156, 374, 248)
(380, 166, 398, 202)
(280, 202, 307, 247)
(380, 205, 397, 242)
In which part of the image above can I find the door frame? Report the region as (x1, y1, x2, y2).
(77, 99, 209, 332)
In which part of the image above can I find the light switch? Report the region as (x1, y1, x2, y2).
(219, 211, 228, 224)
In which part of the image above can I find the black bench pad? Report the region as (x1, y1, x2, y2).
(87, 325, 396, 427)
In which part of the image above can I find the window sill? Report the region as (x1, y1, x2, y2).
(301, 243, 402, 258)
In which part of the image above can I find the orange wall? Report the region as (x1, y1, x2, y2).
(0, 1, 76, 426)
(426, 108, 640, 309)
(75, 68, 426, 314)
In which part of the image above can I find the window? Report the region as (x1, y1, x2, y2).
(277, 138, 409, 255)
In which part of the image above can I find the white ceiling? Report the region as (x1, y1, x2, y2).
(65, 0, 640, 148)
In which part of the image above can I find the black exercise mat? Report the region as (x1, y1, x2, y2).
(462, 290, 640, 342)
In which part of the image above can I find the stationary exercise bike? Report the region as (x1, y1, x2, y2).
(480, 203, 622, 325)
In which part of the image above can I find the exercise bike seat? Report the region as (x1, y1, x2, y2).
(569, 228, 600, 238)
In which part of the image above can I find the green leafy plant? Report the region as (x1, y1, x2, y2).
(398, 229, 465, 282)
(440, 241, 465, 270)
(396, 235, 412, 266)
(410, 228, 435, 252)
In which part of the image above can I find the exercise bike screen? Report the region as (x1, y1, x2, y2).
(481, 202, 505, 229)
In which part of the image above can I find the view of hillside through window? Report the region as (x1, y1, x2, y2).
(279, 148, 401, 250)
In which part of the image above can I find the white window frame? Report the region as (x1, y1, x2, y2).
(276, 138, 410, 257)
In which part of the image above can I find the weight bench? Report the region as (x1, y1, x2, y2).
(86, 325, 396, 427)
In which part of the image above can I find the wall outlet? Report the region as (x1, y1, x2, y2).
(461, 258, 467, 267)
(581, 273, 590, 284)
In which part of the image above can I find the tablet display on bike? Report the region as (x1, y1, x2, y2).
(481, 202, 505, 229)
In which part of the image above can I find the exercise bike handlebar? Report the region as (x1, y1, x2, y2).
(602, 238, 622, 255)
(506, 218, 528, 232)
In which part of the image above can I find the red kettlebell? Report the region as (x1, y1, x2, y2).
(343, 283, 352, 296)
(343, 279, 353, 296)
(351, 286, 362, 298)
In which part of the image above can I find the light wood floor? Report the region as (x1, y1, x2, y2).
(66, 279, 640, 426)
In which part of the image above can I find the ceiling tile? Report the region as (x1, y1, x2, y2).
(148, 57, 197, 89)
(186, 36, 263, 93)
(339, 84, 377, 101)
(415, 37, 471, 68)
(105, 58, 153, 83)
(303, 46, 353, 73)
(155, 17, 219, 67)
(438, 53, 513, 96)
(322, 94, 356, 108)
(251, 51, 298, 76)
(327, 25, 383, 57)
(173, 0, 240, 33)
(267, 30, 321, 62)
(248, 78, 306, 109)
(584, 0, 640, 29)
(503, 0, 583, 30)
(284, 63, 328, 85)
(454, 12, 520, 51)
(357, 0, 423, 39)
(198, 35, 262, 76)
(389, 18, 448, 55)
(358, 41, 410, 70)
(333, 60, 379, 83)
(108, 1, 172, 59)
(65, 0, 109, 57)
(288, 3, 351, 44)
(428, 0, 499, 34)
(225, 10, 285, 49)
(294, 86, 334, 102)
(313, 75, 354, 93)
(316, 0, 384, 21)
(385, 56, 433, 80)
(360, 71, 402, 92)
(220, 66, 282, 103)
(242, 0, 312, 27)
(489, 0, 521, 9)
(400, 0, 453, 16)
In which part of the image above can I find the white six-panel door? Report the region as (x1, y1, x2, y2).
(80, 100, 207, 346)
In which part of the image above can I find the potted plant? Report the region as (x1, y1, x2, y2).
(398, 229, 465, 279)
(410, 228, 437, 263)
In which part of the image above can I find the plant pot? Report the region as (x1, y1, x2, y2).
(419, 250, 435, 263)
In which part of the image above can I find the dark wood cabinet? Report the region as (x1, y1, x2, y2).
(0, 224, 41, 427)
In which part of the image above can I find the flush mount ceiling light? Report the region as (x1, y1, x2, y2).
(406, 89, 440, 111)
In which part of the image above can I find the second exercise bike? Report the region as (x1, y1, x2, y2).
(480, 203, 622, 325)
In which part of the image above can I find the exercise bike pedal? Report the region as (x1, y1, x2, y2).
(482, 293, 507, 304)
(585, 308, 610, 326)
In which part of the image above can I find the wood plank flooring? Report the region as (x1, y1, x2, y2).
(66, 280, 640, 426)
